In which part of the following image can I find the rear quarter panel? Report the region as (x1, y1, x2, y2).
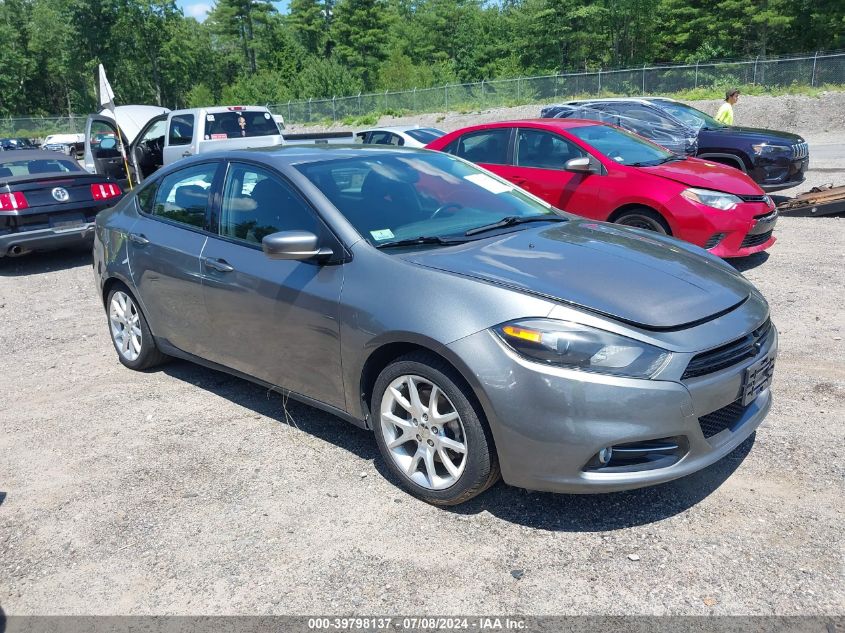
(93, 196, 139, 306)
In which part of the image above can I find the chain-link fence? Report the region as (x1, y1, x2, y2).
(0, 114, 85, 140)
(4, 50, 843, 135)
(269, 50, 845, 125)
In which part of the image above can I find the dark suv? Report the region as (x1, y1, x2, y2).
(541, 98, 809, 192)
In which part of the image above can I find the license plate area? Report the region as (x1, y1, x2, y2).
(50, 212, 86, 232)
(742, 355, 775, 406)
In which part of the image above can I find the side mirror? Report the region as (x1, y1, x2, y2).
(99, 138, 117, 150)
(564, 156, 597, 173)
(262, 231, 332, 261)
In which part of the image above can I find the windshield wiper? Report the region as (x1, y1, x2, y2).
(465, 214, 566, 237)
(374, 235, 466, 249)
(629, 156, 684, 167)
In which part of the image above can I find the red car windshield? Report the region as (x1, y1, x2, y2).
(569, 124, 676, 166)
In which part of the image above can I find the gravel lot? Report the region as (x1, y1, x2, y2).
(0, 114, 843, 617)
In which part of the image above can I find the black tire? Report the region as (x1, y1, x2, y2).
(106, 284, 168, 370)
(371, 352, 500, 506)
(613, 207, 671, 235)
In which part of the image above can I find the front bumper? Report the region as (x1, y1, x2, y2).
(669, 196, 778, 258)
(753, 156, 809, 193)
(0, 221, 95, 256)
(449, 316, 777, 494)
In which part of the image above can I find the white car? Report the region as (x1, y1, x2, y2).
(355, 125, 445, 148)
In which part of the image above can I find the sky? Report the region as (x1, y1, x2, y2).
(177, 1, 289, 23)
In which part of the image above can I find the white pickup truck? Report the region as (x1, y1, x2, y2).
(83, 105, 352, 185)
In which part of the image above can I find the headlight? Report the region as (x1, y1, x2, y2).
(752, 143, 790, 156)
(494, 319, 671, 379)
(680, 187, 742, 210)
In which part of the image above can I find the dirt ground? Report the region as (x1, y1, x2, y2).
(0, 119, 843, 617)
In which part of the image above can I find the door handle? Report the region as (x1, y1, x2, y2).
(181, 151, 192, 158)
(511, 177, 527, 184)
(128, 233, 150, 245)
(202, 257, 234, 273)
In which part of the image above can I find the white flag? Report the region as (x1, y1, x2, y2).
(98, 64, 115, 110)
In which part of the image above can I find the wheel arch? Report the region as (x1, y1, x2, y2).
(697, 152, 748, 172)
(358, 339, 497, 446)
(607, 203, 673, 235)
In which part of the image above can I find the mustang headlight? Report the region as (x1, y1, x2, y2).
(680, 187, 742, 210)
(494, 319, 670, 379)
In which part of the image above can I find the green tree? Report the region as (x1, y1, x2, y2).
(331, 0, 389, 89)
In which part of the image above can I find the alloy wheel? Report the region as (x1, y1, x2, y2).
(380, 374, 468, 490)
(109, 290, 142, 362)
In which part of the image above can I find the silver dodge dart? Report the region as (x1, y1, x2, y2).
(93, 145, 777, 505)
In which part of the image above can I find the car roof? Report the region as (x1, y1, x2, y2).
(358, 125, 438, 134)
(564, 97, 680, 106)
(0, 149, 80, 165)
(195, 144, 439, 166)
(461, 118, 602, 131)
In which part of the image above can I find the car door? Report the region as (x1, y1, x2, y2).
(129, 161, 221, 357)
(162, 113, 196, 165)
(129, 115, 169, 182)
(493, 128, 606, 217)
(83, 116, 128, 184)
(199, 161, 346, 409)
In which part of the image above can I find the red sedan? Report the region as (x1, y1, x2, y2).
(426, 119, 778, 258)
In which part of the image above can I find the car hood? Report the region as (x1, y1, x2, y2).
(702, 125, 804, 144)
(640, 157, 763, 195)
(400, 221, 751, 329)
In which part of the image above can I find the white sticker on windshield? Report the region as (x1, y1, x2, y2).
(264, 112, 271, 119)
(464, 173, 513, 194)
(206, 114, 215, 121)
(370, 229, 395, 241)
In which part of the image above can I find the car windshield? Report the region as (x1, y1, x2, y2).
(569, 124, 674, 166)
(204, 110, 280, 139)
(295, 152, 560, 246)
(654, 101, 724, 130)
(0, 156, 82, 176)
(405, 128, 446, 143)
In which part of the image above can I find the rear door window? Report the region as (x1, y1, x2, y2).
(453, 129, 511, 165)
(149, 162, 218, 229)
(168, 114, 195, 147)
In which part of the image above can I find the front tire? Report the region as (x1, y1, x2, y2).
(372, 352, 499, 506)
(106, 286, 167, 370)
(613, 207, 671, 234)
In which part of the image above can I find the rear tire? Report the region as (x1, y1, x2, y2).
(613, 207, 671, 235)
(106, 285, 167, 370)
(372, 352, 500, 506)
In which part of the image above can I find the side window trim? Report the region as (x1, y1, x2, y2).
(138, 160, 222, 235)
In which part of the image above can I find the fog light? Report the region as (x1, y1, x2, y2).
(598, 447, 613, 464)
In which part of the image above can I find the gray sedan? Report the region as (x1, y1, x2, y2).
(93, 145, 777, 505)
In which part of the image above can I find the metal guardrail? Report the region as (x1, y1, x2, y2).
(3, 51, 843, 135)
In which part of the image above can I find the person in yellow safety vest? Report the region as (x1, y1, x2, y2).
(715, 88, 740, 125)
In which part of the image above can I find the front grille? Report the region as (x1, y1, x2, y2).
(703, 233, 725, 249)
(791, 141, 809, 160)
(741, 230, 773, 248)
(738, 194, 768, 203)
(683, 319, 771, 380)
(699, 399, 749, 438)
